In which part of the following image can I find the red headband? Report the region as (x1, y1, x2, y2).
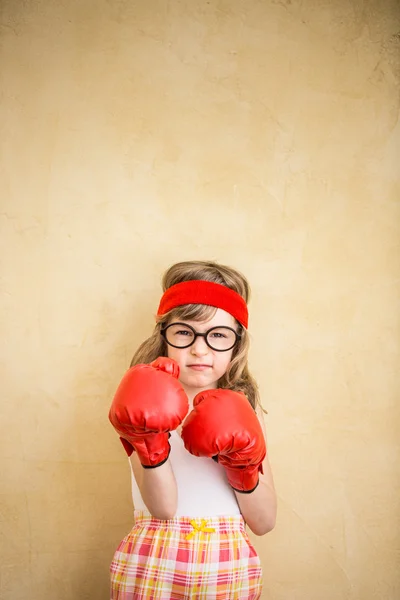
(157, 280, 249, 328)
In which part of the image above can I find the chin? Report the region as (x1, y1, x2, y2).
(182, 374, 216, 390)
(185, 374, 210, 386)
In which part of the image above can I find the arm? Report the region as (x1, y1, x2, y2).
(234, 406, 277, 536)
(182, 389, 277, 536)
(109, 357, 188, 520)
(130, 452, 178, 520)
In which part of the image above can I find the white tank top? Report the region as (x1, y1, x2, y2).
(130, 430, 241, 518)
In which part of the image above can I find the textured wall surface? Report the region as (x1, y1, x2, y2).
(1, 1, 399, 598)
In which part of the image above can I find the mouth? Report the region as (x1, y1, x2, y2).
(187, 364, 212, 371)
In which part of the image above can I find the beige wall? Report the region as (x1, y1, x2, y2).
(1, 0, 399, 598)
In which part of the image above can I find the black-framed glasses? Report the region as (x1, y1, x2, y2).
(161, 322, 241, 352)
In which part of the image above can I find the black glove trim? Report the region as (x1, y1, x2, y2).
(141, 445, 171, 469)
(230, 479, 260, 494)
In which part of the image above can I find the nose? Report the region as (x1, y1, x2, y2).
(190, 335, 209, 356)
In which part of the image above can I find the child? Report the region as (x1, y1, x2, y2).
(109, 260, 277, 600)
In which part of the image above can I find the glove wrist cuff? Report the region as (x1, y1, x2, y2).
(224, 465, 261, 494)
(119, 433, 171, 468)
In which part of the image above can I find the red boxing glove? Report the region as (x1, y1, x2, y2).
(109, 357, 189, 468)
(181, 389, 266, 493)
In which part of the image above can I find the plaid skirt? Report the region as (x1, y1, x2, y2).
(110, 511, 263, 599)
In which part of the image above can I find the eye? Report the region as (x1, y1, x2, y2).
(175, 329, 192, 336)
(209, 331, 227, 339)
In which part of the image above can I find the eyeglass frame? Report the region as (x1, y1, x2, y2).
(160, 322, 242, 352)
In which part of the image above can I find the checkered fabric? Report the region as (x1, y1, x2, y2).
(110, 511, 263, 599)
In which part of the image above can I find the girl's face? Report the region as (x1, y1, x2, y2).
(165, 308, 237, 400)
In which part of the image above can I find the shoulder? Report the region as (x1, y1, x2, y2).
(255, 403, 268, 439)
(255, 403, 265, 421)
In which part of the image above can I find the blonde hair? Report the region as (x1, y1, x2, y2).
(130, 260, 263, 411)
